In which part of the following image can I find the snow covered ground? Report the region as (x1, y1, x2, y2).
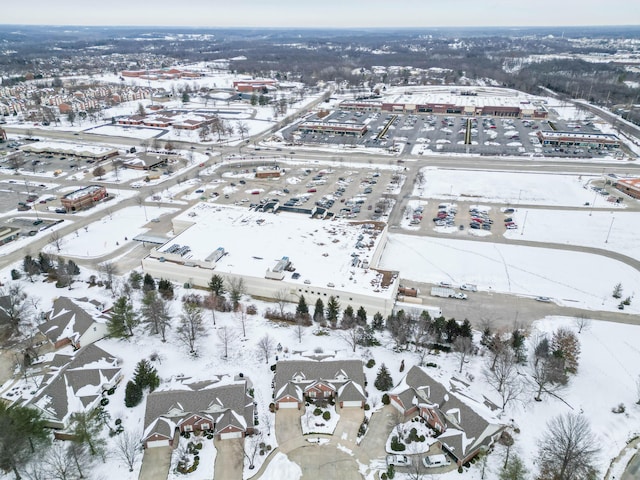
(379, 233, 640, 314)
(414, 168, 618, 207)
(504, 208, 640, 261)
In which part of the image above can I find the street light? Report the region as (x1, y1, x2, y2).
(605, 216, 615, 243)
(520, 210, 528, 236)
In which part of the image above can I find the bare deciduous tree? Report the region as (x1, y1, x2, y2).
(537, 413, 600, 480)
(339, 326, 360, 353)
(114, 429, 142, 472)
(574, 316, 592, 334)
(484, 348, 523, 410)
(217, 326, 238, 359)
(454, 336, 474, 374)
(529, 334, 567, 402)
(99, 261, 117, 290)
(0, 283, 31, 338)
(243, 432, 263, 470)
(273, 289, 289, 318)
(257, 334, 274, 364)
(176, 301, 205, 355)
(49, 231, 64, 253)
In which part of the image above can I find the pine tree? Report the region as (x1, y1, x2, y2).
(158, 278, 174, 299)
(129, 271, 142, 289)
(124, 381, 143, 408)
(500, 453, 528, 480)
(326, 296, 340, 327)
(356, 306, 367, 325)
(143, 273, 155, 292)
(208, 274, 225, 296)
(133, 359, 160, 392)
(374, 363, 393, 391)
(108, 296, 139, 338)
(296, 295, 309, 317)
(372, 312, 384, 330)
(460, 319, 473, 338)
(612, 282, 623, 299)
(313, 298, 325, 323)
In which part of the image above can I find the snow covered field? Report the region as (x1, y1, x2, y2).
(505, 208, 640, 261)
(42, 205, 177, 258)
(414, 168, 615, 207)
(379, 233, 640, 314)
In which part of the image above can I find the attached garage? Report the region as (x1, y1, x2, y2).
(277, 400, 299, 409)
(219, 431, 243, 440)
(146, 439, 170, 448)
(341, 401, 363, 408)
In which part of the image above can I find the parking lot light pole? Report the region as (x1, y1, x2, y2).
(605, 216, 615, 243)
(589, 188, 598, 216)
(520, 210, 528, 236)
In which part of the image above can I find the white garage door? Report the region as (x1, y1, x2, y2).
(341, 401, 363, 408)
(219, 431, 243, 440)
(278, 401, 298, 409)
(146, 439, 170, 448)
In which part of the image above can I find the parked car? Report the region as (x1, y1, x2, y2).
(453, 292, 468, 300)
(386, 455, 410, 467)
(460, 284, 477, 292)
(535, 296, 552, 303)
(423, 454, 450, 468)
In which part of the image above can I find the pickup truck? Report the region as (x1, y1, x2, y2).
(386, 455, 410, 466)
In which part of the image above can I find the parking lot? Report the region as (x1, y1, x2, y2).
(207, 162, 404, 221)
(405, 200, 518, 238)
(285, 109, 613, 158)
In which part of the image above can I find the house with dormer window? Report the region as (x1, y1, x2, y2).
(273, 359, 366, 410)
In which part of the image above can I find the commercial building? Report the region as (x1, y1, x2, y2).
(141, 204, 398, 316)
(298, 121, 368, 137)
(61, 185, 108, 212)
(615, 177, 640, 199)
(21, 141, 119, 161)
(536, 131, 620, 150)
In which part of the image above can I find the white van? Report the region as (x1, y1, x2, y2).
(423, 454, 450, 468)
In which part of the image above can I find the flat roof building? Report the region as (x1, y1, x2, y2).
(61, 185, 108, 212)
(536, 131, 620, 149)
(298, 121, 368, 137)
(615, 178, 640, 199)
(141, 203, 398, 316)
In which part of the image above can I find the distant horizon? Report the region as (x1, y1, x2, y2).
(2, 0, 638, 29)
(1, 23, 638, 30)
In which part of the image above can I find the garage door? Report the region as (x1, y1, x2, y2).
(146, 439, 170, 448)
(278, 401, 298, 409)
(341, 401, 363, 408)
(219, 431, 243, 440)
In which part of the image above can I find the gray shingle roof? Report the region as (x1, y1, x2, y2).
(274, 359, 365, 398)
(37, 297, 107, 344)
(143, 381, 253, 441)
(28, 344, 121, 427)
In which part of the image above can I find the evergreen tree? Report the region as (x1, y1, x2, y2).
(143, 273, 155, 292)
(444, 318, 460, 343)
(129, 271, 142, 290)
(313, 298, 325, 323)
(108, 296, 139, 338)
(67, 259, 80, 275)
(372, 312, 384, 330)
(158, 278, 174, 300)
(0, 403, 50, 477)
(500, 454, 529, 480)
(326, 296, 340, 327)
(341, 305, 355, 328)
(133, 359, 160, 392)
(511, 328, 527, 364)
(612, 282, 623, 299)
(460, 319, 473, 338)
(124, 381, 143, 407)
(70, 409, 106, 458)
(374, 363, 393, 391)
(208, 274, 225, 296)
(38, 252, 53, 273)
(356, 306, 367, 325)
(296, 295, 309, 317)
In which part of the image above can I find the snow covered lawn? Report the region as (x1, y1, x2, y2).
(301, 404, 340, 434)
(385, 418, 437, 454)
(258, 452, 302, 480)
(379, 233, 640, 314)
(415, 168, 611, 207)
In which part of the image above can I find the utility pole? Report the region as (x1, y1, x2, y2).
(605, 216, 615, 243)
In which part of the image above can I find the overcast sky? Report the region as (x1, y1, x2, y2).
(3, 0, 638, 28)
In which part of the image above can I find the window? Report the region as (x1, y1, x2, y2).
(200, 423, 210, 430)
(184, 425, 193, 432)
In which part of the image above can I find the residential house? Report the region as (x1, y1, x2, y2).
(142, 378, 255, 448)
(389, 365, 504, 466)
(273, 359, 366, 410)
(38, 297, 109, 349)
(27, 344, 122, 432)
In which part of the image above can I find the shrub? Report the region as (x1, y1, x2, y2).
(313, 407, 322, 416)
(10, 269, 21, 280)
(382, 393, 390, 405)
(124, 381, 143, 408)
(366, 359, 376, 369)
(364, 403, 370, 411)
(115, 418, 122, 425)
(390, 436, 405, 452)
(426, 362, 438, 368)
(246, 304, 258, 315)
(322, 411, 331, 421)
(269, 403, 275, 413)
(612, 403, 626, 414)
(100, 397, 109, 406)
(387, 464, 396, 479)
(107, 387, 116, 396)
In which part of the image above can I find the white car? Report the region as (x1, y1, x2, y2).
(453, 292, 468, 300)
(386, 455, 410, 466)
(460, 284, 477, 292)
(535, 296, 552, 303)
(423, 454, 451, 468)
(439, 281, 453, 288)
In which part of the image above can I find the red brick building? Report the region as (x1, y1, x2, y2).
(615, 178, 640, 199)
(61, 185, 108, 212)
